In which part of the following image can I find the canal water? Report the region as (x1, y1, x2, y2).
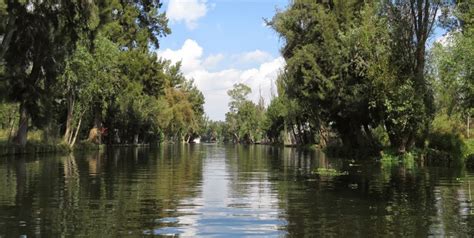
(0, 144, 473, 237)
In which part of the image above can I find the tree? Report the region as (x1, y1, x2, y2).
(429, 0, 473, 138)
(60, 35, 121, 147)
(1, 1, 93, 145)
(80, 0, 171, 141)
(225, 83, 265, 143)
(269, 0, 388, 151)
(381, 0, 444, 152)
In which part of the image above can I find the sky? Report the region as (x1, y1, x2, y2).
(157, 0, 289, 121)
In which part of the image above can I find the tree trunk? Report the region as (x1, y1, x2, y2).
(133, 134, 139, 144)
(397, 136, 409, 154)
(70, 116, 83, 147)
(7, 112, 15, 142)
(13, 103, 29, 146)
(0, 14, 17, 60)
(467, 116, 470, 139)
(232, 132, 239, 143)
(291, 125, 299, 145)
(63, 95, 74, 143)
(319, 125, 329, 148)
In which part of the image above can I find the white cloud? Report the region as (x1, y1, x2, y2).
(158, 39, 285, 121)
(159, 39, 203, 73)
(166, 0, 208, 29)
(203, 53, 224, 69)
(237, 50, 273, 64)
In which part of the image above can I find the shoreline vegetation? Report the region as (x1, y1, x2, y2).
(198, 0, 473, 166)
(1, 129, 472, 170)
(0, 1, 472, 165)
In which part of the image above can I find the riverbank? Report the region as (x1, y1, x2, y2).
(0, 142, 104, 157)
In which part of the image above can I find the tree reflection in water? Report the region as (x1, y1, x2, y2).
(0, 145, 472, 237)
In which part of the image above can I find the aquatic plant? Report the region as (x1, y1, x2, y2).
(314, 168, 348, 176)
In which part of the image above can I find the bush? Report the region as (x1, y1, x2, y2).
(431, 114, 465, 136)
(372, 125, 390, 147)
(427, 132, 465, 160)
(74, 141, 103, 151)
(465, 153, 474, 168)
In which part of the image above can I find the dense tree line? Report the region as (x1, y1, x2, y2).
(264, 0, 472, 154)
(205, 0, 472, 157)
(0, 0, 471, 157)
(0, 0, 205, 147)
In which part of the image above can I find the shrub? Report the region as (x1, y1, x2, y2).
(465, 153, 474, 168)
(372, 125, 390, 147)
(431, 114, 465, 136)
(427, 132, 465, 160)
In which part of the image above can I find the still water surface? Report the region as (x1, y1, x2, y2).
(0, 144, 473, 237)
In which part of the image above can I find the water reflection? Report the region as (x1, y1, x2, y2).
(0, 144, 473, 237)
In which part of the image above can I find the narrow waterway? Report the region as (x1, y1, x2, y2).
(0, 144, 473, 237)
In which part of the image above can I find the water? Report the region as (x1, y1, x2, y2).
(0, 144, 473, 237)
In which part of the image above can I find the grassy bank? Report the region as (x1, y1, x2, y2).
(0, 129, 106, 157)
(0, 141, 104, 157)
(0, 142, 70, 157)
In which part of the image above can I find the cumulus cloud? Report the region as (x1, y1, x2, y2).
(203, 53, 225, 69)
(159, 39, 203, 73)
(166, 0, 208, 29)
(158, 39, 285, 120)
(238, 50, 273, 64)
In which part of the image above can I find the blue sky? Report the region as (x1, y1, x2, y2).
(157, 0, 446, 121)
(161, 1, 287, 59)
(158, 0, 289, 121)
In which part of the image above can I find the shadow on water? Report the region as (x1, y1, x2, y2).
(0, 144, 472, 237)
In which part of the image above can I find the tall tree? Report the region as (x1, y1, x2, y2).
(270, 0, 388, 151)
(1, 0, 93, 145)
(383, 0, 443, 152)
(85, 0, 171, 142)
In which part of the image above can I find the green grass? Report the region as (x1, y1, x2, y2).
(0, 129, 103, 156)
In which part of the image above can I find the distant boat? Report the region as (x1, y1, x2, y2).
(192, 137, 201, 144)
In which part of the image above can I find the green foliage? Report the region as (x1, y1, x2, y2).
(269, 0, 391, 151)
(428, 14, 473, 139)
(268, 0, 458, 155)
(372, 125, 390, 148)
(466, 154, 474, 168)
(0, 0, 204, 147)
(1, 1, 94, 145)
(0, 103, 17, 130)
(427, 132, 466, 160)
(380, 150, 416, 171)
(466, 139, 474, 168)
(313, 168, 348, 176)
(431, 114, 465, 136)
(201, 119, 226, 142)
(225, 83, 266, 143)
(466, 139, 474, 156)
(263, 96, 287, 143)
(98, 0, 171, 50)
